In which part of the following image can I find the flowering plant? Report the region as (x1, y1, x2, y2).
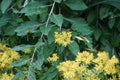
(0, 0, 120, 80)
(0, 44, 20, 80)
(57, 51, 120, 80)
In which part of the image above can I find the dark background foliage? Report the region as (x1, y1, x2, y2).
(0, 0, 120, 80)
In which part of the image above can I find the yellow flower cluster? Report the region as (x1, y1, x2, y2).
(0, 73, 14, 80)
(93, 52, 119, 74)
(47, 53, 59, 62)
(57, 52, 91, 79)
(76, 51, 93, 64)
(105, 56, 119, 74)
(57, 61, 78, 79)
(54, 31, 72, 47)
(109, 75, 120, 80)
(57, 51, 119, 80)
(0, 44, 20, 68)
(93, 51, 109, 71)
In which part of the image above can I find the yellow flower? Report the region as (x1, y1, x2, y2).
(0, 44, 20, 69)
(104, 62, 116, 74)
(57, 51, 120, 80)
(76, 51, 93, 64)
(73, 75, 80, 80)
(0, 73, 14, 80)
(111, 55, 119, 64)
(57, 61, 78, 79)
(93, 51, 109, 71)
(11, 50, 20, 59)
(47, 53, 59, 62)
(54, 31, 72, 47)
(109, 75, 118, 80)
(104, 55, 119, 74)
(94, 64, 104, 71)
(94, 51, 109, 63)
(77, 66, 86, 75)
(92, 51, 119, 74)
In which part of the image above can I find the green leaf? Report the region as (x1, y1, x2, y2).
(40, 26, 52, 35)
(100, 6, 110, 20)
(85, 36, 93, 48)
(58, 45, 64, 54)
(108, 18, 115, 29)
(0, 15, 10, 27)
(35, 39, 44, 48)
(68, 41, 79, 55)
(12, 44, 33, 51)
(50, 14, 63, 27)
(87, 11, 96, 24)
(90, 0, 120, 10)
(54, 0, 62, 3)
(15, 21, 40, 36)
(20, 1, 48, 16)
(42, 66, 57, 80)
(69, 18, 93, 35)
(11, 59, 30, 67)
(72, 23, 92, 36)
(28, 66, 36, 80)
(4, 26, 17, 36)
(65, 0, 87, 10)
(93, 28, 102, 41)
(105, 0, 120, 10)
(46, 70, 58, 80)
(42, 44, 55, 59)
(48, 27, 57, 44)
(33, 51, 44, 70)
(101, 37, 112, 53)
(0, 28, 3, 35)
(113, 38, 120, 47)
(12, 72, 25, 80)
(1, 0, 12, 13)
(39, 12, 48, 22)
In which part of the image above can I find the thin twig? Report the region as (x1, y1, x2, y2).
(26, 1, 56, 80)
(26, 47, 37, 80)
(23, 0, 29, 7)
(30, 1, 56, 64)
(45, 1, 56, 27)
(59, 7, 62, 31)
(29, 1, 56, 64)
(30, 48, 37, 64)
(7, 3, 16, 12)
(40, 1, 56, 39)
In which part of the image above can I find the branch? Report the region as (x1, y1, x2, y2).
(29, 1, 56, 64)
(40, 1, 56, 39)
(26, 1, 56, 80)
(26, 47, 37, 80)
(45, 1, 56, 27)
(23, 0, 29, 7)
(30, 47, 37, 65)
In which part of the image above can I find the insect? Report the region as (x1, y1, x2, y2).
(0, 50, 4, 53)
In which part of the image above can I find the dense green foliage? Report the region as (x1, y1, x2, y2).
(0, 0, 120, 80)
